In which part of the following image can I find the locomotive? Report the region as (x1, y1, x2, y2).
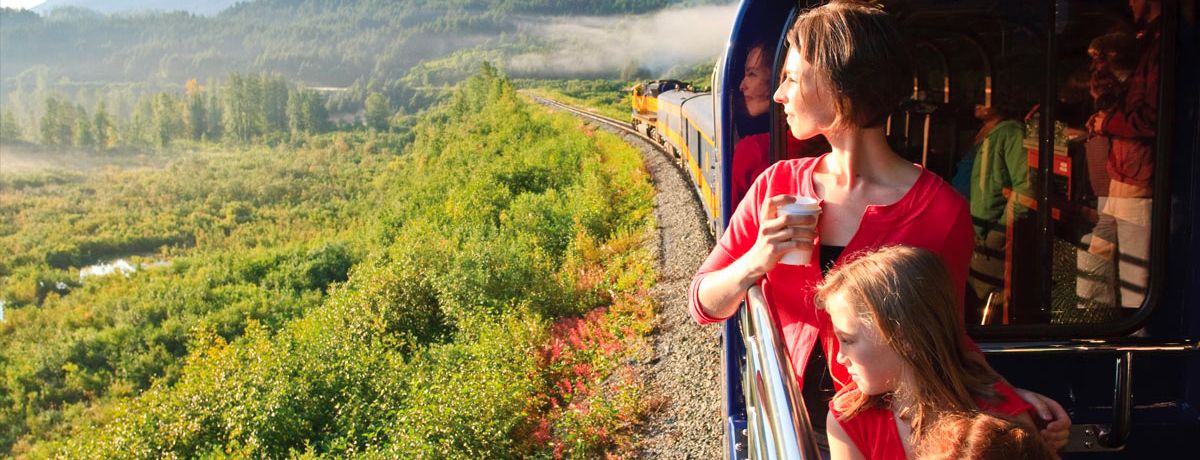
(634, 0, 1199, 458)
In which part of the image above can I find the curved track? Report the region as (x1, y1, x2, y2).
(526, 94, 669, 154)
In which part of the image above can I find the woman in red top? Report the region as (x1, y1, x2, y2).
(687, 0, 1069, 449)
(816, 246, 1052, 459)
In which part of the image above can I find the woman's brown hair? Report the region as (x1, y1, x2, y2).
(815, 246, 999, 439)
(914, 412, 1057, 460)
(785, 0, 912, 130)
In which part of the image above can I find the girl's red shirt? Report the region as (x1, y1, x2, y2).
(829, 382, 1036, 460)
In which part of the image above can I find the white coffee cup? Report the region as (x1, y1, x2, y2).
(777, 196, 821, 265)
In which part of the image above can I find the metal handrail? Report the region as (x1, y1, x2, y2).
(739, 286, 822, 459)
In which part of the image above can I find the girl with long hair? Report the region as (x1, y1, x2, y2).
(817, 246, 1054, 459)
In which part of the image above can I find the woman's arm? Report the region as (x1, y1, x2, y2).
(696, 194, 816, 318)
(827, 411, 866, 460)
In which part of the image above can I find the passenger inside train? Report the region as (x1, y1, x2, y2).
(817, 245, 1054, 460)
(955, 92, 1034, 319)
(690, 0, 1070, 454)
(1076, 0, 1160, 314)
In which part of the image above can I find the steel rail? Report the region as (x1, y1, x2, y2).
(740, 286, 822, 459)
(526, 93, 665, 151)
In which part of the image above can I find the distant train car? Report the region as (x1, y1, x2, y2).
(633, 0, 1200, 458)
(630, 79, 688, 139)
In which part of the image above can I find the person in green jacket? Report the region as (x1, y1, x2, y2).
(965, 103, 1032, 315)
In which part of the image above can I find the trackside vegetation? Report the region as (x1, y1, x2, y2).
(2, 65, 660, 458)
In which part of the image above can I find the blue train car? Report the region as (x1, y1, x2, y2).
(704, 0, 1200, 458)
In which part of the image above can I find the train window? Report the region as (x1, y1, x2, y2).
(885, 0, 1166, 334)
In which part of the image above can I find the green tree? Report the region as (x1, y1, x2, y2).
(223, 73, 265, 142)
(184, 80, 208, 141)
(39, 96, 73, 146)
(152, 93, 183, 147)
(263, 75, 289, 134)
(72, 104, 95, 148)
(287, 87, 329, 135)
(0, 109, 20, 141)
(364, 92, 390, 131)
(124, 95, 156, 146)
(206, 92, 223, 140)
(93, 101, 114, 149)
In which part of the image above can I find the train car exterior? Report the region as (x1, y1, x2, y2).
(657, 90, 724, 233)
(698, 0, 1200, 459)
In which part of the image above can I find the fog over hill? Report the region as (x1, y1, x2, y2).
(32, 0, 240, 15)
(3, 0, 734, 89)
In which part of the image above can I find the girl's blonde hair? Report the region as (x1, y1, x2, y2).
(815, 245, 998, 439)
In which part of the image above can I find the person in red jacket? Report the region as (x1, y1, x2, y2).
(817, 246, 1052, 460)
(688, 0, 1070, 450)
(1080, 0, 1160, 309)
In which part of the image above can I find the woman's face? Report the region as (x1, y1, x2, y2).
(826, 292, 905, 396)
(740, 47, 772, 117)
(773, 47, 837, 139)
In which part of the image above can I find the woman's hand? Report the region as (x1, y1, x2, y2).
(1014, 387, 1072, 451)
(742, 195, 817, 279)
(1088, 111, 1109, 134)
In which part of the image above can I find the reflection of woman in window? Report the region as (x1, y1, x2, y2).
(690, 1, 1069, 451)
(731, 42, 828, 204)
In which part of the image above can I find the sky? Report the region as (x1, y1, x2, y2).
(1, 0, 44, 9)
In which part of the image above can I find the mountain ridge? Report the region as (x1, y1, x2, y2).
(32, 0, 241, 16)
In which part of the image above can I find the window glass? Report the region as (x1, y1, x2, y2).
(889, 0, 1162, 331)
(1051, 0, 1160, 325)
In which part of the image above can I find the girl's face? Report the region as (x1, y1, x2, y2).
(773, 47, 837, 140)
(826, 291, 905, 395)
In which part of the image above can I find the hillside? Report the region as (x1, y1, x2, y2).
(1, 66, 661, 458)
(33, 0, 240, 16)
(2, 0, 729, 88)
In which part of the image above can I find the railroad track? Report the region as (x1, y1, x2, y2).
(525, 93, 668, 154)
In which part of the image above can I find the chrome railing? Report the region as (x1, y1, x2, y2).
(739, 286, 822, 459)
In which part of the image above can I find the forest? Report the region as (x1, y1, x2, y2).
(0, 1, 731, 456)
(1, 0, 726, 147)
(2, 65, 662, 458)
